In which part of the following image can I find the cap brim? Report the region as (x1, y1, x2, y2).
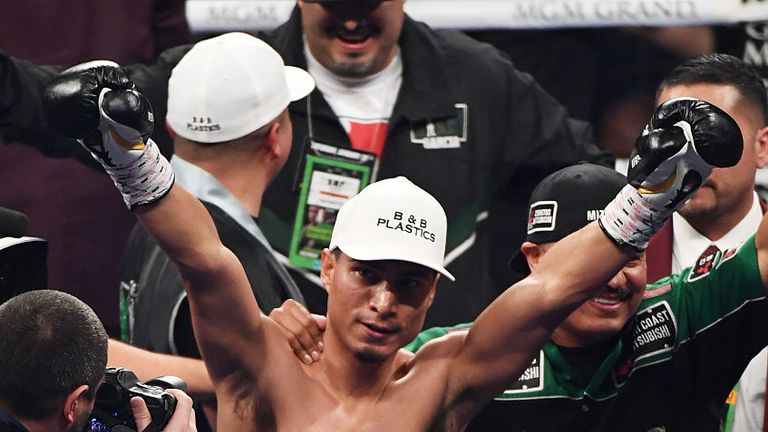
(508, 250, 531, 275)
(285, 66, 315, 102)
(340, 245, 456, 282)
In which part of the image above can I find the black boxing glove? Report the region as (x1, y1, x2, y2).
(628, 97, 742, 193)
(42, 60, 134, 139)
(83, 88, 155, 168)
(43, 61, 172, 210)
(599, 97, 743, 250)
(632, 97, 742, 175)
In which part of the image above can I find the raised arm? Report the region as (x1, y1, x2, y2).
(443, 98, 744, 416)
(133, 184, 266, 383)
(41, 63, 267, 384)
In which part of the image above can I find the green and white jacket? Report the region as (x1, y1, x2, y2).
(407, 236, 768, 432)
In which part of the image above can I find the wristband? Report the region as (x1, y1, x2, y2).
(86, 137, 175, 210)
(598, 184, 673, 251)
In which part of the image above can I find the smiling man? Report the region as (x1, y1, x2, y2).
(510, 166, 647, 349)
(299, 0, 403, 78)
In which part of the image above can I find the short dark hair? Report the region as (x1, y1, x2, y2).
(0, 290, 107, 419)
(658, 53, 768, 126)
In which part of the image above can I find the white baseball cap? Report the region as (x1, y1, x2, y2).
(329, 177, 455, 281)
(167, 32, 315, 143)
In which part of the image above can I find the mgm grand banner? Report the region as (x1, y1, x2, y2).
(187, 0, 768, 32)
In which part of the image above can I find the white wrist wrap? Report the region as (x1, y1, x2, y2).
(598, 184, 673, 251)
(100, 138, 175, 210)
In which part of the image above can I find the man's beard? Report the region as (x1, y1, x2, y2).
(678, 198, 719, 221)
(677, 183, 720, 221)
(328, 57, 378, 78)
(323, 21, 381, 78)
(355, 348, 387, 364)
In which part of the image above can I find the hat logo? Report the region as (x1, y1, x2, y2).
(527, 201, 557, 234)
(186, 116, 221, 133)
(376, 211, 436, 242)
(586, 209, 604, 222)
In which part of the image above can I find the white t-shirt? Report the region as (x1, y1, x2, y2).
(305, 44, 402, 159)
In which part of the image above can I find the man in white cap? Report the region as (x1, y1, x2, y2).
(119, 32, 314, 359)
(42, 58, 741, 428)
(85, 32, 314, 430)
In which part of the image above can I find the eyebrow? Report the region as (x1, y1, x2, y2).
(348, 258, 435, 279)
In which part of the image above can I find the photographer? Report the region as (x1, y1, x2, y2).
(0, 289, 196, 432)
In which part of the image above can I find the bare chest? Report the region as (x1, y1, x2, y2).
(219, 369, 453, 431)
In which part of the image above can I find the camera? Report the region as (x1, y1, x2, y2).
(87, 367, 185, 432)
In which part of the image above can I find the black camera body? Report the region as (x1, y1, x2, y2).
(88, 367, 184, 432)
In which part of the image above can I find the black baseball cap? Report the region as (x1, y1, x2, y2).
(509, 163, 627, 273)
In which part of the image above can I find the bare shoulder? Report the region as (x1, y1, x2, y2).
(401, 328, 470, 371)
(390, 330, 473, 428)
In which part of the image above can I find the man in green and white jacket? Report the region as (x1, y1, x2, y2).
(408, 162, 768, 432)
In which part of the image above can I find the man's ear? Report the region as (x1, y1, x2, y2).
(753, 126, 768, 168)
(520, 241, 546, 273)
(62, 384, 90, 425)
(264, 121, 283, 159)
(425, 273, 439, 309)
(320, 249, 336, 293)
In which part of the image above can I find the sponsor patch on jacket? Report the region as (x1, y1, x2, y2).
(643, 283, 672, 298)
(498, 350, 544, 396)
(720, 244, 741, 264)
(687, 244, 722, 283)
(410, 103, 467, 149)
(527, 201, 557, 234)
(633, 301, 676, 361)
